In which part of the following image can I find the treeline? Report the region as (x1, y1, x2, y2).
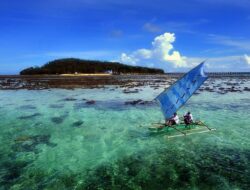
(20, 58, 164, 75)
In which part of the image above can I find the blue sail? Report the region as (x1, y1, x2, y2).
(156, 62, 208, 119)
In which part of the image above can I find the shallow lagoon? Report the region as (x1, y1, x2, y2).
(0, 78, 250, 189)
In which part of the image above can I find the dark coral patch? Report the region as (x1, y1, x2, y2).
(61, 97, 77, 101)
(12, 134, 56, 153)
(18, 113, 41, 120)
(49, 104, 64, 109)
(72, 120, 84, 127)
(18, 105, 37, 110)
(51, 117, 65, 124)
(86, 100, 96, 105)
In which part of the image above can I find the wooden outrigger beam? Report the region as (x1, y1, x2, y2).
(167, 125, 186, 136)
(197, 121, 212, 130)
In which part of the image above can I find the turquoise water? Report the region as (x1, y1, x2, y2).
(0, 79, 250, 189)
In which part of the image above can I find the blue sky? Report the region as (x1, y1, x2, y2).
(0, 0, 250, 74)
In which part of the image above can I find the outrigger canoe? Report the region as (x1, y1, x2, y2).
(148, 121, 216, 139)
(151, 61, 216, 138)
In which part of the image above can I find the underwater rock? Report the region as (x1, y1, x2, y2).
(18, 113, 41, 120)
(49, 104, 64, 109)
(72, 120, 84, 127)
(123, 89, 139, 94)
(18, 105, 37, 110)
(124, 99, 155, 106)
(226, 86, 242, 92)
(243, 87, 250, 91)
(137, 100, 155, 105)
(62, 97, 77, 101)
(125, 99, 143, 105)
(51, 116, 65, 124)
(150, 85, 161, 88)
(204, 87, 215, 92)
(86, 100, 96, 105)
(218, 87, 225, 90)
(13, 134, 56, 153)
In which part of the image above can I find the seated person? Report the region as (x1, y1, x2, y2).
(166, 112, 179, 126)
(184, 111, 193, 125)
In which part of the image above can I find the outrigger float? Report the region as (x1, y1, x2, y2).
(150, 61, 216, 138)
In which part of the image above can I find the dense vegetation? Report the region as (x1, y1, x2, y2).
(20, 58, 164, 75)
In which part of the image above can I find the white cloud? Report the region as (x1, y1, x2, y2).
(186, 55, 250, 72)
(245, 54, 250, 65)
(121, 53, 138, 65)
(143, 22, 162, 33)
(120, 33, 249, 72)
(120, 32, 187, 68)
(208, 34, 250, 51)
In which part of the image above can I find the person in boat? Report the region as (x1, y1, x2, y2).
(166, 112, 179, 126)
(184, 111, 193, 125)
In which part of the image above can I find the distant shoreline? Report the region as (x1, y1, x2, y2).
(0, 73, 250, 90)
(1, 72, 250, 77)
(0, 74, 170, 90)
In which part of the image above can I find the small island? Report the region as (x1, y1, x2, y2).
(20, 58, 164, 75)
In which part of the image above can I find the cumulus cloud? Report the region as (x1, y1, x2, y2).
(120, 32, 250, 72)
(120, 32, 187, 68)
(245, 54, 250, 64)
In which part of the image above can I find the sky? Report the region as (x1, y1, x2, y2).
(0, 0, 250, 74)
